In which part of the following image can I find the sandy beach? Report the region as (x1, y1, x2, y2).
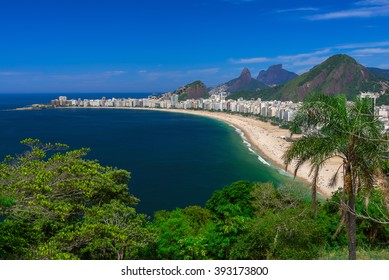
(49, 106, 342, 197)
(135, 108, 342, 197)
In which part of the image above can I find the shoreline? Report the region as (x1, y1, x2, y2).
(131, 108, 342, 197)
(26, 106, 342, 197)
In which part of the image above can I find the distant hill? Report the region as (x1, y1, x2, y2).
(228, 54, 389, 102)
(368, 67, 389, 80)
(169, 80, 209, 100)
(210, 68, 268, 95)
(257, 64, 298, 86)
(275, 54, 386, 101)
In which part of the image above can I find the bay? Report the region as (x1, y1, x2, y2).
(0, 93, 303, 215)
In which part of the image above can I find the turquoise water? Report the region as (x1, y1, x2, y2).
(0, 94, 303, 215)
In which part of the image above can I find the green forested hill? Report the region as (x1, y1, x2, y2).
(229, 55, 388, 102)
(171, 80, 209, 100)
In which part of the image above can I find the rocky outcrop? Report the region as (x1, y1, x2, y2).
(210, 68, 268, 95)
(170, 80, 209, 100)
(257, 64, 298, 86)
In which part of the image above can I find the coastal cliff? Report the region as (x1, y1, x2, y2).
(169, 80, 209, 100)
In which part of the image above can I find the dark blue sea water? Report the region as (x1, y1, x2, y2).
(0, 93, 303, 215)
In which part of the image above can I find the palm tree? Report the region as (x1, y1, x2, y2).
(283, 94, 387, 260)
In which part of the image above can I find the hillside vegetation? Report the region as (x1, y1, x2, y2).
(1, 139, 387, 260)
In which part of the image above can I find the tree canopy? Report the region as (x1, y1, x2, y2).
(0, 139, 152, 260)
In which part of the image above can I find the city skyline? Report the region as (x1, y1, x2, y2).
(1, 0, 389, 93)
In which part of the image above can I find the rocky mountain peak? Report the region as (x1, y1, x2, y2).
(268, 64, 283, 71)
(257, 64, 298, 86)
(238, 67, 253, 85)
(210, 67, 267, 95)
(168, 80, 209, 100)
(240, 67, 251, 77)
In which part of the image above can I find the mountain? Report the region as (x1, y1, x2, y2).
(273, 54, 385, 101)
(368, 67, 389, 80)
(170, 80, 209, 100)
(257, 64, 298, 86)
(210, 68, 268, 95)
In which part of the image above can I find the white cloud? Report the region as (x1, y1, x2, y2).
(49, 70, 127, 81)
(351, 48, 389, 55)
(230, 49, 330, 66)
(103, 70, 127, 77)
(229, 57, 270, 64)
(377, 63, 389, 68)
(0, 71, 28, 76)
(187, 68, 220, 75)
(222, 0, 256, 3)
(276, 49, 331, 61)
(336, 41, 389, 50)
(309, 9, 374, 20)
(334, 41, 389, 50)
(228, 49, 332, 75)
(289, 56, 330, 67)
(308, 0, 389, 20)
(139, 68, 220, 81)
(276, 7, 319, 13)
(105, 70, 126, 75)
(356, 0, 389, 6)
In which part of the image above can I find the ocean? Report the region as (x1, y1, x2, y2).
(0, 93, 305, 215)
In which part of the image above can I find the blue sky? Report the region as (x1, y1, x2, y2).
(0, 0, 389, 93)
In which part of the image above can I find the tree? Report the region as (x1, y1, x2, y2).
(283, 94, 388, 259)
(0, 139, 137, 222)
(0, 139, 149, 260)
(151, 207, 212, 260)
(31, 200, 153, 260)
(205, 181, 256, 259)
(205, 180, 255, 219)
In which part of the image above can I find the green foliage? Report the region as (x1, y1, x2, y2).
(0, 140, 137, 223)
(178, 93, 188, 101)
(0, 139, 150, 260)
(206, 180, 255, 219)
(229, 182, 328, 259)
(381, 160, 389, 177)
(250, 182, 291, 215)
(1, 139, 386, 260)
(284, 94, 388, 259)
(376, 92, 389, 106)
(0, 220, 43, 259)
(322, 189, 389, 248)
(279, 124, 290, 129)
(204, 213, 250, 259)
(30, 200, 153, 260)
(231, 205, 326, 259)
(319, 247, 389, 260)
(151, 207, 212, 260)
